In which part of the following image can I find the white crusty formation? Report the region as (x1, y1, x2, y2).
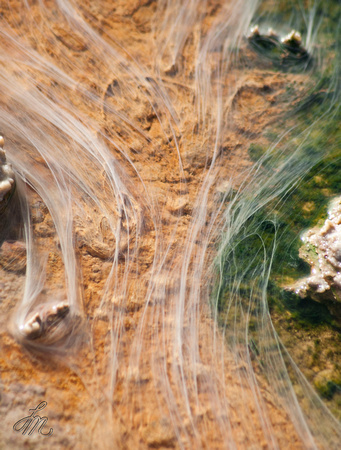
(290, 198, 341, 310)
(0, 136, 15, 202)
(281, 30, 302, 47)
(19, 301, 70, 340)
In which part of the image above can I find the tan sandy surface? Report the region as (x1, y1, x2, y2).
(0, 1, 311, 448)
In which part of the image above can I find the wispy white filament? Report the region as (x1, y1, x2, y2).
(0, 0, 340, 448)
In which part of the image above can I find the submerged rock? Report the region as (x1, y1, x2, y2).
(247, 25, 280, 50)
(0, 136, 15, 204)
(288, 198, 341, 320)
(281, 30, 302, 48)
(247, 26, 310, 67)
(19, 301, 70, 340)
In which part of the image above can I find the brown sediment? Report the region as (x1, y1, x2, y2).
(0, 0, 313, 448)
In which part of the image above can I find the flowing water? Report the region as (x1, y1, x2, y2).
(0, 0, 340, 448)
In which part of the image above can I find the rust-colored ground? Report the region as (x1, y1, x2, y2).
(0, 1, 311, 448)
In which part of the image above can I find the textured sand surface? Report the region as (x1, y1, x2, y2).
(0, 1, 314, 448)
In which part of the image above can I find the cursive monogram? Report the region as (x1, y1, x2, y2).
(13, 401, 53, 436)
